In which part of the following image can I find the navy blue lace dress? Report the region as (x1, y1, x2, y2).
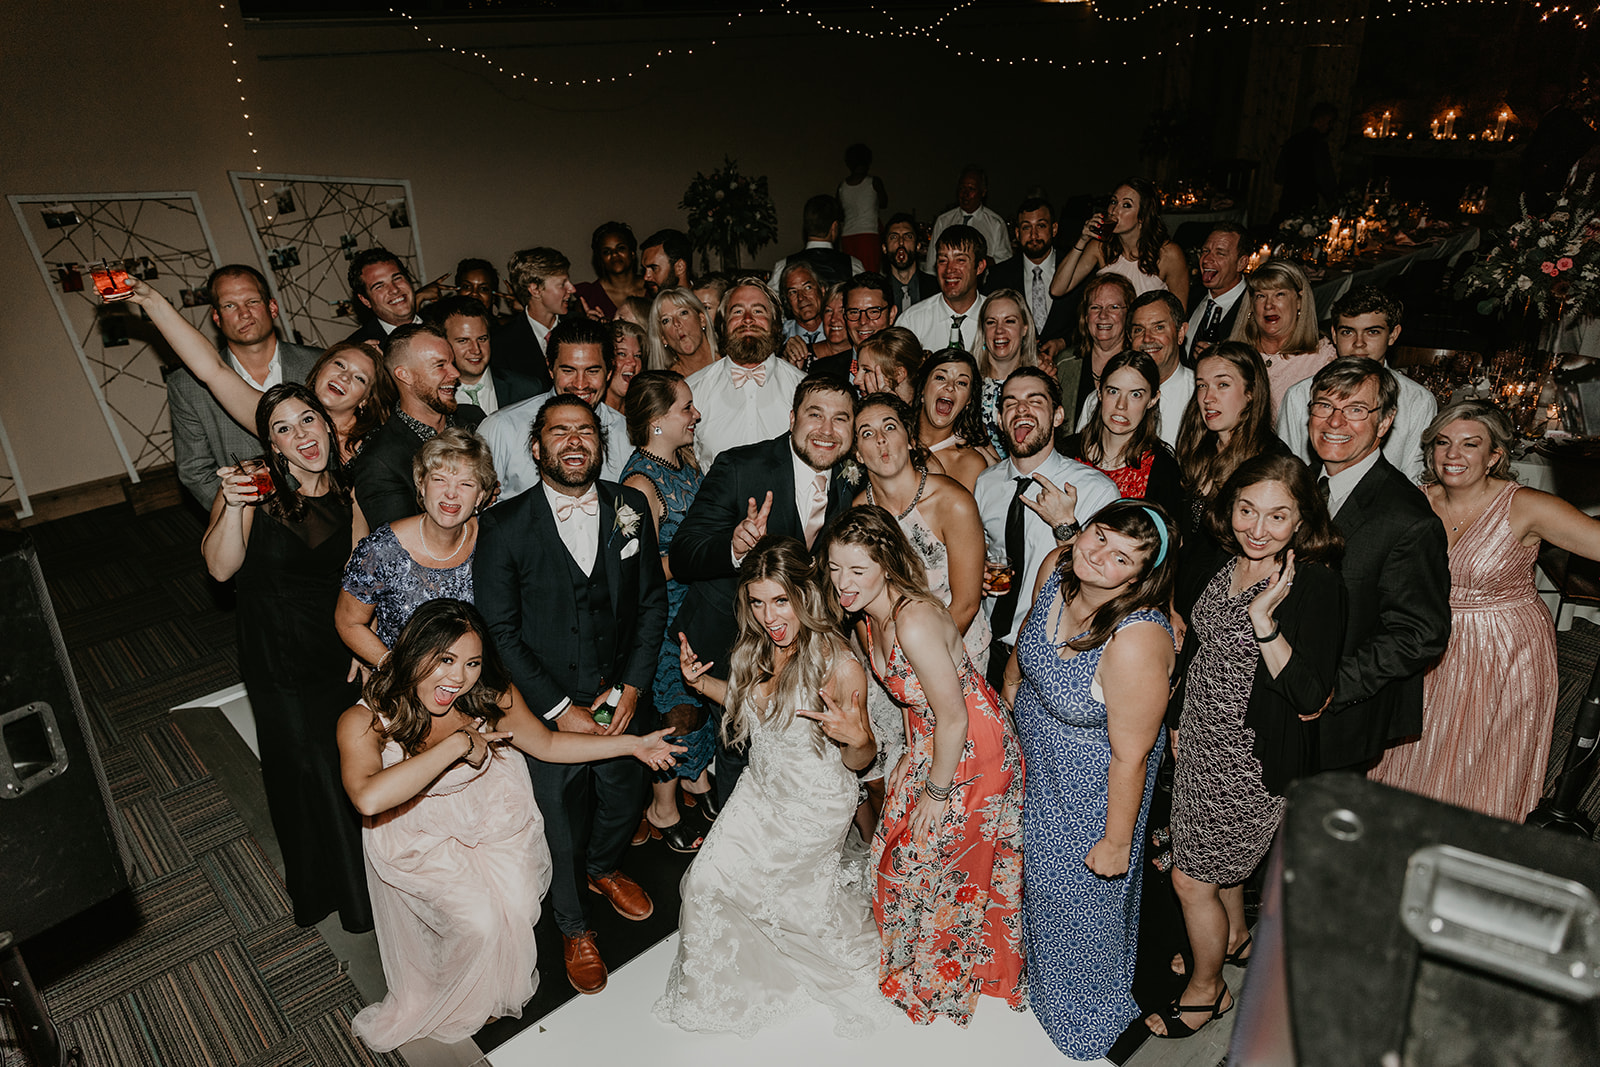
(1013, 566, 1171, 1059)
(341, 523, 475, 648)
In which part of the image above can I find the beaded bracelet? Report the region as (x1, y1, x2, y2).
(923, 780, 954, 802)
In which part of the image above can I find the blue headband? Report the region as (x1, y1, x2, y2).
(1140, 506, 1169, 568)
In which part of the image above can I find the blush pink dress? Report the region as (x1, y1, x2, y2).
(1263, 337, 1337, 420)
(1370, 483, 1559, 821)
(352, 712, 552, 1051)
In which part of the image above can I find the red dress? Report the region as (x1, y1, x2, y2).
(866, 619, 1026, 1025)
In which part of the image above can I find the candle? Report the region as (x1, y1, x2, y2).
(1495, 108, 1509, 139)
(1381, 110, 1392, 137)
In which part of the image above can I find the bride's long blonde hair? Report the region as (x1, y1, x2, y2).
(722, 536, 839, 755)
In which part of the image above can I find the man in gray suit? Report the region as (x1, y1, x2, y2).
(167, 264, 320, 506)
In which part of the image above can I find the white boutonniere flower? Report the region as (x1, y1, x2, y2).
(839, 459, 863, 487)
(614, 502, 642, 539)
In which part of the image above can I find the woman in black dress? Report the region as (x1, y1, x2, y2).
(201, 382, 373, 932)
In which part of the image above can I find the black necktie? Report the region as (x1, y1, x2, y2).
(990, 477, 1032, 640)
(1317, 475, 1331, 510)
(1201, 298, 1222, 340)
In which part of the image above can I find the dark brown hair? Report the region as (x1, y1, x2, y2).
(1177, 341, 1276, 498)
(1055, 499, 1177, 651)
(307, 341, 387, 450)
(361, 598, 510, 756)
(1203, 452, 1344, 565)
(1083, 350, 1163, 470)
(253, 382, 351, 524)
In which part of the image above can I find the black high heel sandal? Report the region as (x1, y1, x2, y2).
(1147, 983, 1233, 1039)
(1224, 932, 1253, 968)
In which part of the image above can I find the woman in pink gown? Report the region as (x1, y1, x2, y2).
(337, 599, 681, 1051)
(1372, 400, 1600, 820)
(825, 506, 1025, 1027)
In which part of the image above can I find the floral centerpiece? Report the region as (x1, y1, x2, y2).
(680, 158, 779, 273)
(1456, 180, 1600, 320)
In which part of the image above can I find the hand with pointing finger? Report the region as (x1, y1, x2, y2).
(731, 492, 773, 560)
(1018, 474, 1078, 530)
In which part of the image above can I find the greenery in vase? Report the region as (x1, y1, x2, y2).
(680, 158, 778, 272)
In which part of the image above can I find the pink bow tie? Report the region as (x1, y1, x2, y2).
(555, 490, 599, 521)
(730, 362, 767, 388)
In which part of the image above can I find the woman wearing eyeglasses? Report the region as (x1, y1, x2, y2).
(1058, 273, 1136, 425)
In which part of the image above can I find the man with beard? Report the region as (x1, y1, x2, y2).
(492, 247, 577, 392)
(352, 324, 486, 527)
(429, 295, 540, 417)
(344, 248, 422, 353)
(975, 367, 1119, 689)
(1075, 290, 1195, 449)
(924, 165, 1014, 271)
(573, 221, 646, 320)
(898, 226, 989, 354)
(983, 197, 1072, 360)
(684, 281, 806, 468)
(639, 228, 694, 297)
(1185, 223, 1250, 358)
(474, 394, 668, 995)
(168, 264, 321, 505)
(882, 213, 939, 315)
(671, 374, 859, 804)
(480, 318, 631, 497)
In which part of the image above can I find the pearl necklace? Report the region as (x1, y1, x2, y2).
(420, 519, 468, 562)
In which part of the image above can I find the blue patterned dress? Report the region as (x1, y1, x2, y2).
(1013, 566, 1171, 1059)
(341, 523, 475, 647)
(620, 448, 715, 778)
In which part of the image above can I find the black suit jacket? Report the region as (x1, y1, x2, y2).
(344, 317, 396, 354)
(889, 271, 940, 314)
(1185, 289, 1245, 355)
(351, 406, 486, 530)
(669, 435, 856, 675)
(807, 350, 855, 382)
(1320, 455, 1452, 769)
(490, 362, 541, 408)
(983, 255, 1073, 342)
(474, 480, 667, 727)
(489, 314, 555, 394)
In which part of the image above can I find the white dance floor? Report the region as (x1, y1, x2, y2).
(486, 934, 1107, 1067)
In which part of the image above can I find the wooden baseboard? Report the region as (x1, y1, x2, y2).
(14, 465, 191, 527)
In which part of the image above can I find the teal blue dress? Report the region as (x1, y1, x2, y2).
(621, 448, 715, 778)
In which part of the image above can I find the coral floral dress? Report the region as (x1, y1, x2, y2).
(866, 617, 1026, 1026)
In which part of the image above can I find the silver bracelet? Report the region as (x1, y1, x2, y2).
(923, 779, 954, 802)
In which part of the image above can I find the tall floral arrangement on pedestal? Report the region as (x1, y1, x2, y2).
(1457, 180, 1600, 320)
(680, 158, 778, 273)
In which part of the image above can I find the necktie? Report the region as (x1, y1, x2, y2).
(1031, 266, 1049, 331)
(730, 362, 767, 388)
(802, 473, 829, 547)
(948, 314, 967, 350)
(556, 488, 599, 521)
(1317, 475, 1332, 511)
(962, 213, 974, 227)
(1200, 298, 1222, 340)
(990, 476, 1032, 640)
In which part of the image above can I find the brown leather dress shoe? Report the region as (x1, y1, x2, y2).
(587, 870, 654, 921)
(562, 931, 607, 994)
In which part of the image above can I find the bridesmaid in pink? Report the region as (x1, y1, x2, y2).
(1372, 400, 1600, 820)
(337, 599, 681, 1051)
(824, 506, 1025, 1027)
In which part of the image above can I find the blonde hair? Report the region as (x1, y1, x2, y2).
(975, 289, 1039, 376)
(1231, 258, 1321, 355)
(645, 287, 717, 371)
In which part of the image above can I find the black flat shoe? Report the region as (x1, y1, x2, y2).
(656, 818, 705, 854)
(1147, 983, 1232, 1039)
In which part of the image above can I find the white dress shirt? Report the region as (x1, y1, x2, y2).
(1323, 447, 1384, 517)
(378, 315, 423, 335)
(1277, 368, 1438, 483)
(898, 292, 982, 355)
(974, 449, 1121, 646)
(768, 241, 866, 292)
(227, 341, 284, 391)
(545, 480, 600, 575)
(456, 375, 499, 416)
(783, 319, 825, 344)
(684, 354, 805, 470)
(924, 204, 1014, 271)
(478, 389, 630, 499)
(527, 309, 553, 354)
(1076, 362, 1195, 450)
(1185, 279, 1246, 352)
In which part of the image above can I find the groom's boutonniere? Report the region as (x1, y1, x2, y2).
(839, 458, 863, 487)
(614, 502, 642, 540)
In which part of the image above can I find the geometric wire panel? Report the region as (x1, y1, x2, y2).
(0, 411, 31, 519)
(8, 191, 222, 485)
(227, 172, 424, 351)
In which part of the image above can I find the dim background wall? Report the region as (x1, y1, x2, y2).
(1, 2, 1160, 500)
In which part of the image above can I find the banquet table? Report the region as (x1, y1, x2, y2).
(1308, 227, 1481, 311)
(1512, 442, 1600, 630)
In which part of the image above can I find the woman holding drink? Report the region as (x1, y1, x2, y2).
(1049, 178, 1189, 305)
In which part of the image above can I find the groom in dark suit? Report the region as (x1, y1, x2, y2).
(474, 394, 667, 995)
(671, 373, 859, 804)
(1306, 358, 1451, 772)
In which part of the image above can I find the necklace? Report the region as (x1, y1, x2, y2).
(420, 518, 468, 562)
(1441, 483, 1497, 533)
(868, 468, 928, 520)
(639, 446, 682, 470)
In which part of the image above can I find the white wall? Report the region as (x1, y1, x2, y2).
(0, 2, 1147, 498)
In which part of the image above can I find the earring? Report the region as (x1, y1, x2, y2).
(652, 425, 663, 435)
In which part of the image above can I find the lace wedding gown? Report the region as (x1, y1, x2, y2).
(654, 682, 889, 1038)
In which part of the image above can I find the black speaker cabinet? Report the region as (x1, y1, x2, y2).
(0, 531, 130, 943)
(1231, 773, 1600, 1065)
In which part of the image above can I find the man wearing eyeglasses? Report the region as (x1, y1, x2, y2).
(806, 274, 899, 383)
(1306, 358, 1450, 776)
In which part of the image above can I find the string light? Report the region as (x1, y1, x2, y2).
(218, 3, 278, 224)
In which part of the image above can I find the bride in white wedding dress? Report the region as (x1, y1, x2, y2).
(655, 536, 890, 1038)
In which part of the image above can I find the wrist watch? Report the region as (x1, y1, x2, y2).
(1052, 519, 1081, 542)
